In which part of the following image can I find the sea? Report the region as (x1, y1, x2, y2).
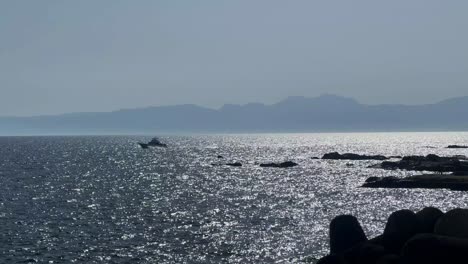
(1, 132, 468, 263)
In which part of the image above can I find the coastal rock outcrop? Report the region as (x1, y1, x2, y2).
(259, 161, 298, 168)
(362, 174, 468, 191)
(369, 154, 468, 173)
(322, 152, 388, 161)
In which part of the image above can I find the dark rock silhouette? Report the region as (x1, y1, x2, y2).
(322, 152, 388, 161)
(362, 174, 468, 191)
(217, 155, 225, 159)
(402, 233, 468, 264)
(329, 215, 368, 255)
(382, 210, 421, 253)
(311, 157, 320, 160)
(226, 162, 242, 167)
(447, 145, 468, 149)
(434, 209, 468, 238)
(375, 254, 400, 264)
(369, 154, 468, 173)
(259, 161, 298, 168)
(416, 207, 444, 233)
(318, 207, 468, 264)
(356, 243, 386, 264)
(316, 255, 347, 264)
(211, 162, 242, 167)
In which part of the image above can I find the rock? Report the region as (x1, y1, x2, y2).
(383, 210, 422, 253)
(217, 155, 224, 159)
(329, 215, 368, 255)
(447, 145, 468, 149)
(356, 243, 386, 264)
(362, 174, 468, 191)
(226, 162, 242, 167)
(452, 171, 468, 176)
(316, 255, 347, 264)
(389, 156, 402, 159)
(376, 254, 400, 264)
(369, 154, 468, 173)
(259, 161, 298, 168)
(416, 207, 444, 233)
(311, 157, 320, 160)
(322, 152, 388, 161)
(402, 233, 468, 264)
(434, 208, 468, 238)
(365, 177, 380, 183)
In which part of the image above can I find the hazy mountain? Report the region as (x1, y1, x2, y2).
(1, 94, 468, 135)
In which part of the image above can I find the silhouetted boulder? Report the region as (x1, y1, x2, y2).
(329, 215, 368, 255)
(217, 155, 224, 159)
(322, 152, 388, 160)
(383, 210, 421, 253)
(402, 233, 468, 264)
(447, 145, 468, 149)
(356, 243, 386, 264)
(259, 161, 298, 168)
(416, 207, 444, 233)
(434, 208, 468, 238)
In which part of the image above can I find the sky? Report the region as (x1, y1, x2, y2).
(1, 0, 468, 116)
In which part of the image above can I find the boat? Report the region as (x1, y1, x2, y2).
(138, 137, 168, 149)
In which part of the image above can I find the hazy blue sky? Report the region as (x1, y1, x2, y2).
(1, 0, 468, 116)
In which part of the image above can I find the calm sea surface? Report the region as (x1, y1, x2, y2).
(1, 132, 468, 263)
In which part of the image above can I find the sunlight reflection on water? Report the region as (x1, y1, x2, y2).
(0, 132, 468, 263)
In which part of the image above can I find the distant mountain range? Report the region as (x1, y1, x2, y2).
(1, 94, 468, 135)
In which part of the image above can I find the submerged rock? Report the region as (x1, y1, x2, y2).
(259, 161, 298, 168)
(322, 152, 388, 161)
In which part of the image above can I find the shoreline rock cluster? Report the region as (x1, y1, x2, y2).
(364, 154, 468, 190)
(318, 207, 468, 264)
(368, 154, 468, 173)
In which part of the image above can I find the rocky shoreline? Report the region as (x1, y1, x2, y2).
(317, 207, 468, 264)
